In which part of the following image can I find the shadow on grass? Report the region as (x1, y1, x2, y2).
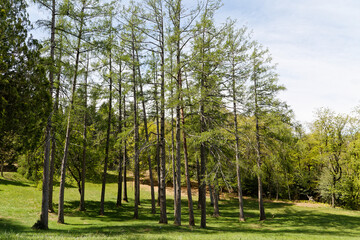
(0, 218, 27, 232)
(0, 178, 30, 187)
(48, 196, 360, 238)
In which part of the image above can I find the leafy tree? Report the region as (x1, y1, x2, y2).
(247, 42, 285, 220)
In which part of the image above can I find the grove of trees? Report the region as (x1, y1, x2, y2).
(2, 0, 360, 230)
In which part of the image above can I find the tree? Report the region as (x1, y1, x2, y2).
(190, 0, 223, 228)
(0, 0, 51, 228)
(57, 0, 100, 224)
(313, 108, 348, 208)
(223, 23, 250, 222)
(247, 42, 285, 220)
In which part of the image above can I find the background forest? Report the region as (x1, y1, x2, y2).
(1, 0, 360, 231)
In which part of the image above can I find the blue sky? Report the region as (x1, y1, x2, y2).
(219, 0, 360, 124)
(27, 0, 360, 124)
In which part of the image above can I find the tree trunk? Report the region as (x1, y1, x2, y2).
(138, 51, 155, 214)
(212, 182, 220, 217)
(256, 116, 266, 221)
(99, 50, 113, 216)
(123, 95, 128, 203)
(0, 160, 4, 177)
(116, 59, 123, 207)
(36, 0, 56, 229)
(171, 105, 176, 214)
(196, 158, 201, 209)
(79, 55, 89, 212)
(159, 23, 167, 224)
(209, 182, 214, 206)
(49, 35, 63, 213)
(132, 35, 140, 219)
(174, 74, 182, 226)
(58, 3, 85, 223)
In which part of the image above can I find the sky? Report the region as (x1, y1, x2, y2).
(219, 0, 360, 124)
(27, 0, 360, 125)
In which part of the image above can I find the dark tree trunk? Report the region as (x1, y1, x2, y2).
(0, 160, 4, 177)
(196, 158, 201, 209)
(212, 182, 220, 217)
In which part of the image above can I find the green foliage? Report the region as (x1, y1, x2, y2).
(0, 0, 51, 172)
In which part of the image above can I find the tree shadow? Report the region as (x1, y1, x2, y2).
(0, 178, 30, 187)
(0, 218, 27, 232)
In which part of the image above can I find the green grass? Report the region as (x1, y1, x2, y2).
(1, 172, 360, 239)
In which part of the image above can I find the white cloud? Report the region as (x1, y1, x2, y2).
(220, 0, 360, 123)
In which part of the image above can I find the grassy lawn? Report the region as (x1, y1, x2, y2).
(1, 172, 360, 240)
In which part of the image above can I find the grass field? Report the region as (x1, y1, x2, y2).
(1, 172, 360, 240)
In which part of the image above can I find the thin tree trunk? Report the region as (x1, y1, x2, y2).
(79, 55, 89, 211)
(181, 108, 195, 226)
(159, 30, 167, 225)
(156, 104, 161, 207)
(49, 35, 63, 213)
(157, 2, 167, 223)
(0, 160, 4, 177)
(116, 59, 123, 207)
(209, 182, 214, 206)
(233, 81, 245, 221)
(199, 98, 207, 228)
(123, 95, 128, 203)
(100, 51, 113, 216)
(174, 73, 181, 225)
(171, 107, 176, 212)
(285, 172, 291, 201)
(132, 33, 140, 219)
(212, 180, 220, 217)
(255, 116, 266, 221)
(137, 51, 155, 214)
(196, 158, 201, 209)
(36, 0, 56, 229)
(58, 3, 85, 223)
